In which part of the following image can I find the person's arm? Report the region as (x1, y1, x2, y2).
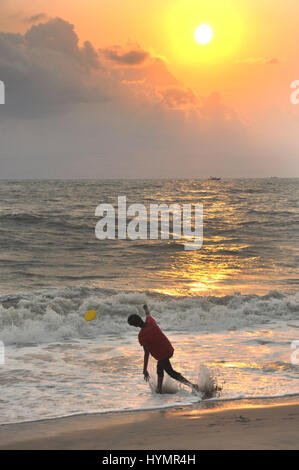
(143, 304, 150, 316)
(143, 345, 150, 381)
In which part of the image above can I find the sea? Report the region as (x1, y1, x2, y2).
(0, 178, 298, 424)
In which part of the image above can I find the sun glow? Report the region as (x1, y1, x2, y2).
(194, 24, 213, 45)
(166, 0, 245, 64)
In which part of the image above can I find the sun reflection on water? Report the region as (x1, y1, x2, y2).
(152, 249, 256, 296)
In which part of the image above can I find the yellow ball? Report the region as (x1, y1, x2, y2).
(84, 309, 97, 322)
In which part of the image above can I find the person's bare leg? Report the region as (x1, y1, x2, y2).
(157, 375, 163, 394)
(176, 373, 198, 390)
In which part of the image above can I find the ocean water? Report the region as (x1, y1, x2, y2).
(0, 178, 298, 424)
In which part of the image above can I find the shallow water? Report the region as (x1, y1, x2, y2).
(1, 308, 299, 424)
(0, 179, 298, 423)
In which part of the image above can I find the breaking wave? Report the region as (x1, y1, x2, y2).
(0, 287, 298, 346)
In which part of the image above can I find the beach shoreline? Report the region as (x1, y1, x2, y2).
(1, 397, 298, 450)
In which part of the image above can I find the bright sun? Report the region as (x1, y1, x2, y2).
(194, 24, 213, 45)
(166, 1, 245, 64)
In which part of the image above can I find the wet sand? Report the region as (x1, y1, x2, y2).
(0, 399, 298, 450)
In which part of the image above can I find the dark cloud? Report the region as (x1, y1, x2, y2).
(0, 19, 184, 120)
(7, 11, 48, 23)
(0, 18, 106, 119)
(158, 87, 198, 110)
(24, 13, 48, 24)
(25, 17, 80, 56)
(0, 17, 280, 179)
(101, 46, 149, 66)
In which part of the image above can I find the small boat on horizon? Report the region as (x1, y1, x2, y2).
(209, 176, 221, 181)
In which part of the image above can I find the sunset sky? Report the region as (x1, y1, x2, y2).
(0, 0, 299, 178)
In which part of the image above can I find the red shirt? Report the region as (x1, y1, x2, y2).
(138, 315, 174, 361)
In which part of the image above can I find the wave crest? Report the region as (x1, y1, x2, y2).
(0, 287, 298, 346)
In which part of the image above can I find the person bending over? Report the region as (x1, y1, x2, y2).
(128, 304, 199, 394)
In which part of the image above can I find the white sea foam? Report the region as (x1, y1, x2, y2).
(1, 287, 299, 425)
(1, 325, 299, 425)
(0, 288, 298, 346)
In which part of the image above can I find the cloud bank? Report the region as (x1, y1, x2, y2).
(0, 17, 296, 178)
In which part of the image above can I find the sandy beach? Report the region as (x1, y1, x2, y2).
(0, 398, 298, 450)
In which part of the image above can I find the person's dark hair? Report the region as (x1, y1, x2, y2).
(127, 314, 144, 328)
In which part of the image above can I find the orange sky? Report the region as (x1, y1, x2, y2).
(2, 0, 299, 117)
(1, 0, 299, 177)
